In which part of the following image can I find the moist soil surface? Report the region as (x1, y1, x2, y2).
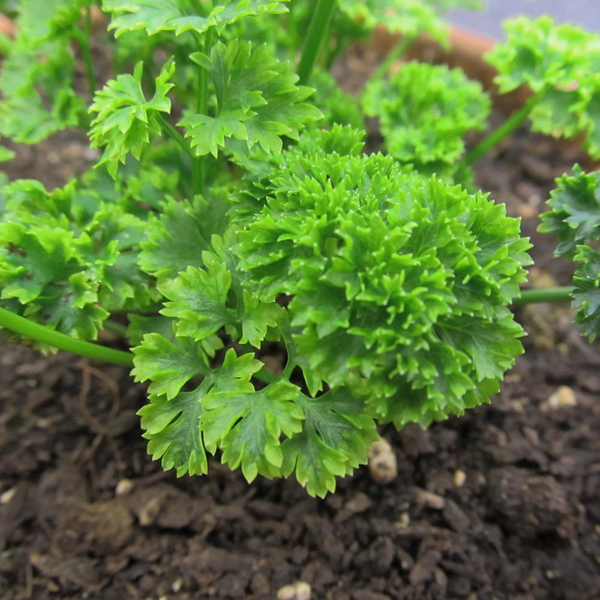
(1, 74, 600, 600)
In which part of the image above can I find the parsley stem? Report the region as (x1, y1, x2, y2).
(73, 7, 97, 98)
(298, 0, 337, 85)
(0, 308, 133, 367)
(513, 286, 574, 306)
(370, 35, 416, 82)
(464, 94, 538, 166)
(156, 114, 193, 158)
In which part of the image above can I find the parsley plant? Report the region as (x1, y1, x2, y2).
(0, 2, 598, 497)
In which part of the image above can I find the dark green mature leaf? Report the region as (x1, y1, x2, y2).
(282, 390, 378, 497)
(572, 245, 600, 341)
(139, 196, 223, 282)
(140, 384, 209, 477)
(180, 40, 321, 158)
(539, 166, 600, 258)
(136, 343, 263, 477)
(159, 239, 281, 348)
(362, 62, 490, 166)
(103, 0, 289, 38)
(90, 60, 175, 176)
(202, 380, 303, 482)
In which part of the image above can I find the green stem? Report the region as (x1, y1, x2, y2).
(255, 368, 281, 385)
(0, 308, 133, 367)
(370, 35, 415, 83)
(156, 114, 193, 157)
(297, 0, 337, 85)
(73, 7, 97, 98)
(464, 94, 539, 166)
(189, 26, 212, 196)
(513, 286, 574, 306)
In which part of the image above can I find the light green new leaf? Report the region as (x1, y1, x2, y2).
(362, 62, 490, 165)
(338, 0, 447, 44)
(89, 60, 175, 177)
(486, 17, 600, 156)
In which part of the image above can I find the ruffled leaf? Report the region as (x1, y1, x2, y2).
(89, 60, 175, 176)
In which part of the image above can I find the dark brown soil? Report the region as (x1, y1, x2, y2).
(1, 72, 600, 600)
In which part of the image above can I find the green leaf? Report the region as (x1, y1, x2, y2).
(486, 17, 600, 156)
(282, 390, 378, 498)
(103, 0, 289, 38)
(139, 196, 225, 282)
(179, 40, 321, 158)
(89, 60, 175, 177)
(0, 39, 85, 144)
(539, 165, 600, 258)
(137, 346, 263, 477)
(160, 262, 233, 341)
(18, 0, 91, 46)
(202, 380, 303, 482)
(362, 62, 490, 165)
(310, 69, 363, 130)
(337, 0, 448, 44)
(132, 333, 209, 399)
(159, 242, 281, 348)
(236, 150, 531, 427)
(572, 245, 600, 341)
(139, 383, 209, 477)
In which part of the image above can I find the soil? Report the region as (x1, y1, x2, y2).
(1, 59, 600, 600)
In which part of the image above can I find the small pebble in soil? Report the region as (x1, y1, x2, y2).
(545, 386, 577, 410)
(454, 469, 467, 488)
(368, 439, 397, 484)
(115, 478, 135, 497)
(277, 580, 312, 600)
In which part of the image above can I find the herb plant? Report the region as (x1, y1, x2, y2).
(0, 2, 598, 497)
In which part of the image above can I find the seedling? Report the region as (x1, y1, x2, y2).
(0, 1, 597, 497)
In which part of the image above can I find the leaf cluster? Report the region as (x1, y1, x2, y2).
(0, 0, 89, 144)
(540, 166, 600, 339)
(362, 62, 490, 174)
(486, 16, 600, 157)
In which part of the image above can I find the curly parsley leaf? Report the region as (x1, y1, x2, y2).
(486, 17, 600, 157)
(90, 60, 175, 177)
(337, 0, 448, 44)
(0, 39, 85, 144)
(236, 146, 531, 428)
(362, 62, 490, 166)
